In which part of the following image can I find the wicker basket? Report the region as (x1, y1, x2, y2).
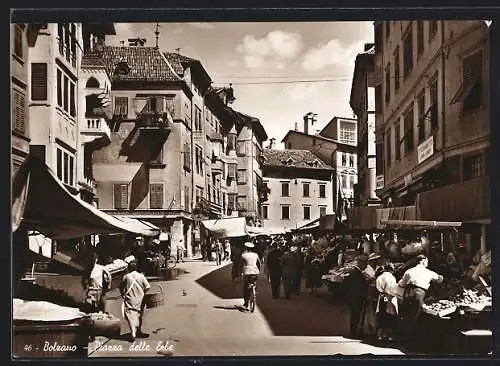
(143, 284, 164, 308)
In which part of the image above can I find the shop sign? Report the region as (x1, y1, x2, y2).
(417, 135, 434, 164)
(376, 175, 384, 190)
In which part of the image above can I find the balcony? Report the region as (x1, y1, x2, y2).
(78, 176, 96, 195)
(80, 118, 111, 145)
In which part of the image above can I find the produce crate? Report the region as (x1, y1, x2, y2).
(422, 304, 457, 318)
(13, 318, 91, 358)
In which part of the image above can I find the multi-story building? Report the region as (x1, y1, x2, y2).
(282, 115, 358, 217)
(261, 149, 334, 232)
(350, 44, 381, 207)
(318, 116, 359, 205)
(11, 24, 31, 175)
(373, 20, 491, 250)
(27, 23, 83, 195)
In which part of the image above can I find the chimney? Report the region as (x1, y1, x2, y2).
(303, 114, 309, 135)
(294, 122, 298, 131)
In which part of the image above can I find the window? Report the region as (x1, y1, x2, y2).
(281, 205, 290, 220)
(236, 140, 246, 155)
(342, 153, 347, 166)
(375, 85, 382, 113)
(386, 129, 392, 167)
(429, 21, 438, 41)
(303, 206, 311, 220)
(63, 76, 69, 111)
(150, 184, 164, 209)
(385, 21, 391, 39)
(12, 89, 26, 133)
(114, 184, 129, 209)
(184, 186, 190, 211)
(394, 124, 401, 161)
(463, 154, 484, 181)
(227, 134, 236, 151)
(339, 121, 356, 145)
(403, 103, 414, 154)
(303, 183, 310, 197)
(350, 175, 355, 189)
(57, 69, 62, 106)
(31, 63, 47, 100)
(227, 163, 236, 179)
(394, 47, 400, 92)
(349, 155, 355, 168)
(228, 194, 236, 210)
(70, 83, 76, 117)
(69, 156, 74, 186)
(281, 182, 290, 197)
(237, 196, 247, 211)
(376, 141, 384, 175)
(319, 184, 326, 198)
(462, 51, 483, 112)
(114, 97, 128, 117)
(63, 153, 69, 183)
(417, 91, 426, 144)
(403, 28, 414, 78)
(56, 149, 63, 180)
(236, 169, 247, 184)
(385, 65, 391, 105)
(183, 141, 191, 171)
(86, 77, 100, 88)
(195, 106, 202, 131)
(417, 21, 424, 58)
(262, 205, 269, 219)
(430, 77, 438, 131)
(341, 174, 347, 189)
(319, 206, 327, 217)
(14, 24, 23, 58)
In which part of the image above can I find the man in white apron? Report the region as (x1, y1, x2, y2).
(120, 260, 151, 341)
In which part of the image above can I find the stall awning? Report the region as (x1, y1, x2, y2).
(113, 216, 160, 234)
(201, 217, 247, 238)
(348, 206, 378, 231)
(12, 156, 160, 239)
(293, 218, 321, 233)
(416, 177, 489, 222)
(376, 206, 416, 229)
(380, 219, 462, 229)
(246, 225, 270, 237)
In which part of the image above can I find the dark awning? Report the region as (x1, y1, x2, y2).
(380, 219, 462, 229)
(416, 177, 489, 222)
(12, 156, 160, 239)
(293, 217, 321, 233)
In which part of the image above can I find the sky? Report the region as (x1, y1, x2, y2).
(106, 22, 374, 148)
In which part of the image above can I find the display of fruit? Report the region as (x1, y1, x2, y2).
(456, 289, 491, 306)
(90, 311, 116, 321)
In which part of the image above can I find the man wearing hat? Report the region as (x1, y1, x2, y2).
(343, 255, 369, 338)
(241, 242, 261, 310)
(398, 254, 444, 346)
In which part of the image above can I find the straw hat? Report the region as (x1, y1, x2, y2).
(244, 242, 255, 248)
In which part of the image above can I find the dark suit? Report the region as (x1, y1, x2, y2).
(343, 267, 368, 338)
(266, 249, 283, 299)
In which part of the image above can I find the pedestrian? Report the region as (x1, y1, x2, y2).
(216, 239, 223, 266)
(343, 255, 369, 338)
(82, 252, 111, 313)
(120, 259, 151, 342)
(305, 256, 323, 295)
(398, 254, 444, 348)
(241, 242, 261, 311)
(231, 244, 243, 281)
(266, 244, 283, 299)
(224, 239, 231, 261)
(280, 246, 300, 300)
(375, 263, 399, 342)
(176, 242, 185, 263)
(292, 246, 305, 295)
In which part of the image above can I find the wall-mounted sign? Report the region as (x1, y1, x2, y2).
(376, 175, 384, 190)
(417, 135, 434, 164)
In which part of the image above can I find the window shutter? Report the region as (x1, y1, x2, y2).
(31, 63, 47, 100)
(114, 184, 128, 209)
(150, 184, 164, 209)
(70, 83, 76, 117)
(12, 89, 26, 133)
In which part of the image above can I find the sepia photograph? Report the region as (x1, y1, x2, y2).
(11, 14, 494, 359)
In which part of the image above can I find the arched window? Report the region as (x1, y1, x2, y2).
(86, 77, 100, 88)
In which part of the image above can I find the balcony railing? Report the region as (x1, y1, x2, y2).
(80, 118, 111, 144)
(137, 111, 171, 129)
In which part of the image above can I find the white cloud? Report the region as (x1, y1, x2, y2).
(189, 23, 215, 29)
(287, 83, 322, 101)
(301, 39, 364, 72)
(236, 30, 302, 69)
(228, 60, 240, 68)
(174, 27, 184, 34)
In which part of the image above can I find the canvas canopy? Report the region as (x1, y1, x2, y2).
(201, 217, 247, 238)
(12, 156, 160, 240)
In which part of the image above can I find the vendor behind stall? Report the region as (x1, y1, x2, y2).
(82, 252, 111, 313)
(398, 254, 444, 346)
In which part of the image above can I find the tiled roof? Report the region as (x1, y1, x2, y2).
(262, 149, 334, 170)
(100, 46, 180, 82)
(81, 51, 107, 68)
(163, 52, 186, 75)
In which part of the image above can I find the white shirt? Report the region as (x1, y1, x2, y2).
(398, 264, 441, 290)
(376, 272, 397, 294)
(241, 251, 260, 275)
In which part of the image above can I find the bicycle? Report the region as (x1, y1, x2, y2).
(246, 275, 258, 313)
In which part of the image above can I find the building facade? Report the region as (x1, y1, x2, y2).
(261, 149, 334, 232)
(11, 24, 31, 176)
(27, 23, 83, 195)
(350, 45, 381, 207)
